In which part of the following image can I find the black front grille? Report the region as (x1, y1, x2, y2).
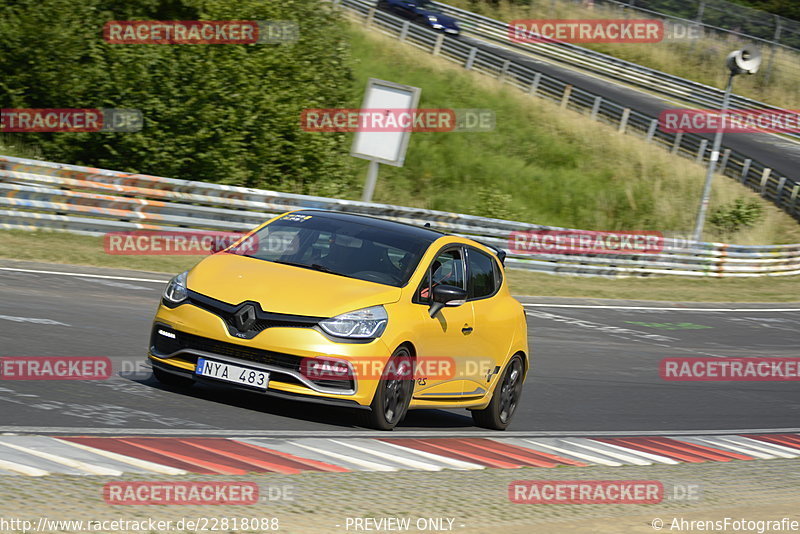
(152, 325, 301, 370)
(185, 290, 323, 339)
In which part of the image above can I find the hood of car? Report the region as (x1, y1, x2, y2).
(186, 253, 402, 317)
(419, 9, 459, 28)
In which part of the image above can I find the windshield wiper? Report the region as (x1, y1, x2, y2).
(272, 260, 353, 279)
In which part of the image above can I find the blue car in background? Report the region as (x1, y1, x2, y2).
(377, 0, 461, 36)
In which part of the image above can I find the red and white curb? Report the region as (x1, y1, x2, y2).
(0, 434, 797, 476)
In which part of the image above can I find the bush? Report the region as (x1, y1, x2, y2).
(709, 197, 765, 238)
(0, 0, 355, 194)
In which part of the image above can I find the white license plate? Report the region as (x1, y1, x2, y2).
(195, 358, 269, 390)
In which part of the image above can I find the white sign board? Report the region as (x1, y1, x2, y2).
(351, 78, 421, 167)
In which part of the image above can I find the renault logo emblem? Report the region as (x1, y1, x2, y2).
(234, 304, 257, 331)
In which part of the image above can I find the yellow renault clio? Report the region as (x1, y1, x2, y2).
(148, 210, 529, 430)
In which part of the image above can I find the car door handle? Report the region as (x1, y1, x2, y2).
(461, 326, 473, 334)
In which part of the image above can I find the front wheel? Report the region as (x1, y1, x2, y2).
(357, 347, 415, 430)
(471, 355, 524, 430)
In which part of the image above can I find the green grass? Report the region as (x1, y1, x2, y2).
(448, 0, 800, 109)
(0, 229, 797, 302)
(0, 230, 201, 274)
(0, 135, 42, 159)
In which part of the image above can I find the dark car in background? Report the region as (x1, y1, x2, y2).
(377, 0, 461, 36)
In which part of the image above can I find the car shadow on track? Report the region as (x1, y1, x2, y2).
(126, 372, 477, 430)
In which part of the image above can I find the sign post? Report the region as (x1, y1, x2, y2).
(351, 78, 421, 202)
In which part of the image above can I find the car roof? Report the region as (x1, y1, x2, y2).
(289, 209, 447, 242)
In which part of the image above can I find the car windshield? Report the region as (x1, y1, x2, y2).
(416, 0, 443, 13)
(232, 213, 434, 287)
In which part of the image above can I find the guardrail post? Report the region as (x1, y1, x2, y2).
(696, 139, 708, 163)
(590, 96, 602, 120)
(560, 85, 572, 109)
(759, 168, 772, 196)
(365, 7, 375, 27)
(764, 15, 781, 85)
(740, 158, 752, 184)
(618, 108, 630, 133)
(432, 33, 444, 56)
(499, 60, 511, 81)
(671, 132, 683, 154)
(775, 176, 787, 204)
(465, 47, 477, 70)
(791, 185, 799, 212)
(399, 21, 410, 42)
(719, 148, 731, 173)
(331, 0, 341, 8)
(646, 118, 658, 142)
(528, 72, 541, 94)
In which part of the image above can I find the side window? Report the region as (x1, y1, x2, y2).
(417, 248, 465, 303)
(467, 248, 496, 299)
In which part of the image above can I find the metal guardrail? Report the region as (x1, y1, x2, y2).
(424, 0, 800, 140)
(338, 0, 800, 221)
(1, 155, 799, 278)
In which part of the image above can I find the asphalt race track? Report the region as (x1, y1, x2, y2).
(0, 261, 798, 435)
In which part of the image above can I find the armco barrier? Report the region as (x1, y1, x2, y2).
(1, 155, 799, 278)
(336, 0, 800, 222)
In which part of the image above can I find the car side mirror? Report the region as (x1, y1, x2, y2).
(428, 284, 467, 318)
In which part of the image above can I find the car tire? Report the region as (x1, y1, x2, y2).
(152, 366, 195, 388)
(471, 354, 524, 430)
(358, 347, 415, 431)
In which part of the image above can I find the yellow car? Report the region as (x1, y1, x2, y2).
(148, 210, 529, 430)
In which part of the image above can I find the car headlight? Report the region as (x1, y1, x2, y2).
(427, 15, 438, 22)
(319, 305, 388, 339)
(163, 271, 188, 304)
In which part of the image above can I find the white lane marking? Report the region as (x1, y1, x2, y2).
(557, 439, 653, 466)
(0, 267, 168, 284)
(524, 309, 678, 342)
(0, 441, 122, 475)
(0, 314, 69, 326)
(523, 303, 800, 312)
(1, 427, 800, 437)
(288, 442, 397, 472)
(377, 441, 484, 470)
(76, 277, 153, 291)
(0, 458, 49, 476)
(329, 439, 443, 471)
(517, 439, 623, 467)
(674, 436, 776, 460)
(57, 439, 187, 475)
(583, 439, 680, 464)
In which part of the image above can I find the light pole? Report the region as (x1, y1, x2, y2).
(691, 47, 762, 243)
